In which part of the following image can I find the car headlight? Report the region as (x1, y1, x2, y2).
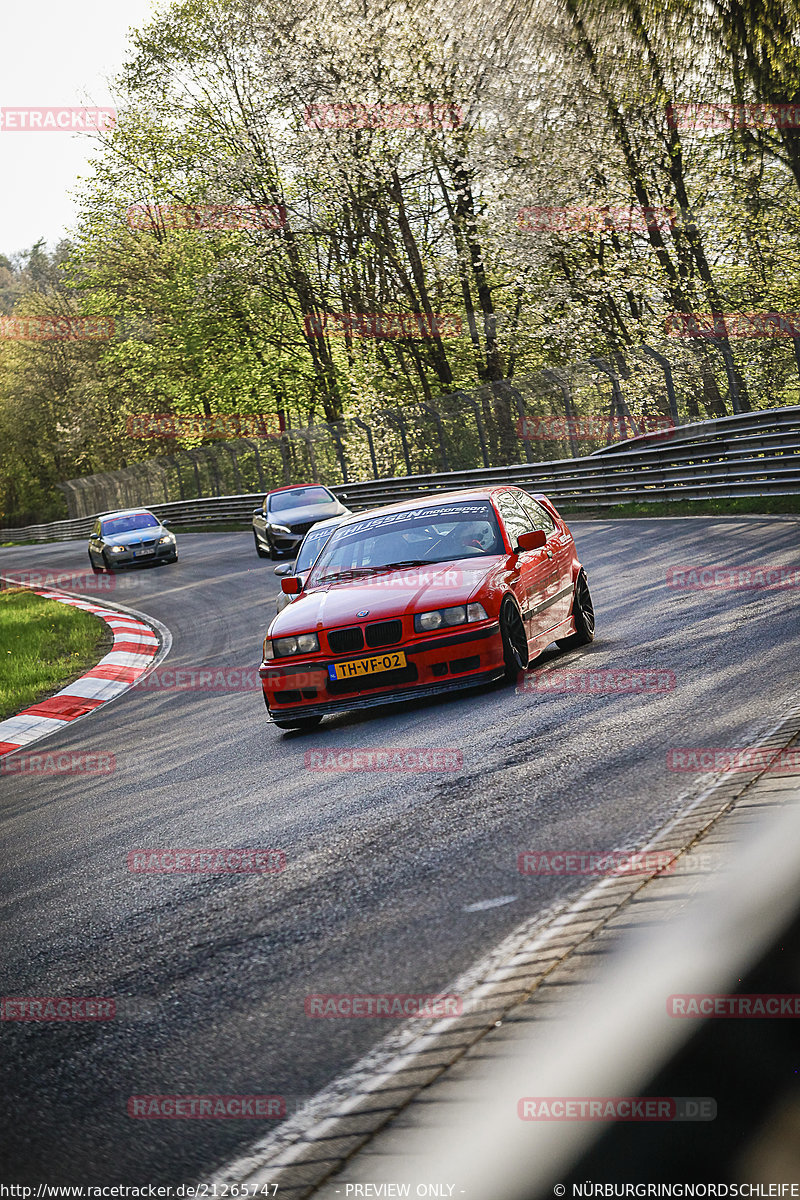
(267, 522, 292, 534)
(269, 632, 320, 658)
(109, 545, 126, 553)
(414, 603, 488, 633)
(158, 533, 175, 544)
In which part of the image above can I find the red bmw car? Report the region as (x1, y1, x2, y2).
(259, 487, 594, 730)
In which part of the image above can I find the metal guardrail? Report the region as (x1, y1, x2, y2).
(2, 406, 798, 544)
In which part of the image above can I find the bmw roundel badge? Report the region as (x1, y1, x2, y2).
(356, 609, 370, 617)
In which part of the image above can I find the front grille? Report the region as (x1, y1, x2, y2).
(365, 620, 403, 648)
(327, 663, 418, 696)
(288, 520, 316, 536)
(328, 627, 364, 654)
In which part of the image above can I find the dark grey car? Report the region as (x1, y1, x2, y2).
(88, 509, 178, 573)
(252, 485, 350, 558)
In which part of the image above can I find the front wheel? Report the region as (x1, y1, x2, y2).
(254, 530, 270, 559)
(88, 552, 103, 575)
(556, 570, 595, 649)
(500, 597, 529, 683)
(101, 552, 118, 574)
(273, 715, 323, 731)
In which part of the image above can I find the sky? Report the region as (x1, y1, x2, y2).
(0, 0, 160, 260)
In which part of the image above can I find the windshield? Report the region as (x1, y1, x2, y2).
(101, 513, 159, 535)
(295, 524, 339, 573)
(306, 501, 503, 587)
(268, 486, 334, 513)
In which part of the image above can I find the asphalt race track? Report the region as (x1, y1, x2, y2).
(1, 516, 799, 1184)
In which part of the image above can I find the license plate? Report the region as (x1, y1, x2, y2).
(134, 548, 155, 557)
(328, 651, 407, 681)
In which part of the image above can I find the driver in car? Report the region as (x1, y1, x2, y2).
(449, 520, 499, 555)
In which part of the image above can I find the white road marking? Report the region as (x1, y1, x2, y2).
(462, 895, 518, 912)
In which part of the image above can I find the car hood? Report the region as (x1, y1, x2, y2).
(269, 502, 344, 527)
(102, 527, 164, 545)
(269, 558, 503, 636)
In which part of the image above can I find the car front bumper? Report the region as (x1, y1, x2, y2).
(260, 620, 503, 721)
(101, 544, 176, 567)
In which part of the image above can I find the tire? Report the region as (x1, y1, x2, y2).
(267, 539, 279, 561)
(273, 715, 323, 731)
(89, 553, 103, 575)
(500, 597, 529, 683)
(254, 530, 269, 559)
(556, 569, 595, 650)
(101, 552, 118, 574)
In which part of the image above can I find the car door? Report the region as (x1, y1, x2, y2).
(88, 519, 103, 562)
(253, 498, 268, 538)
(514, 491, 575, 631)
(493, 490, 557, 645)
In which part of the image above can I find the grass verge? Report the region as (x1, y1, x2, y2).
(562, 495, 800, 520)
(0, 588, 111, 721)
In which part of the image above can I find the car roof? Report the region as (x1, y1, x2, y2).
(98, 509, 157, 519)
(265, 483, 334, 497)
(306, 514, 345, 531)
(334, 486, 512, 528)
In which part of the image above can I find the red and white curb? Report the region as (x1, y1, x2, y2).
(0, 584, 171, 758)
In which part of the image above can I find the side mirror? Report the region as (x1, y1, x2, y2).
(252, 507, 263, 516)
(281, 576, 303, 595)
(517, 529, 547, 553)
(273, 562, 293, 577)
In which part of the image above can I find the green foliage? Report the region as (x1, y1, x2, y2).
(1, 0, 800, 523)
